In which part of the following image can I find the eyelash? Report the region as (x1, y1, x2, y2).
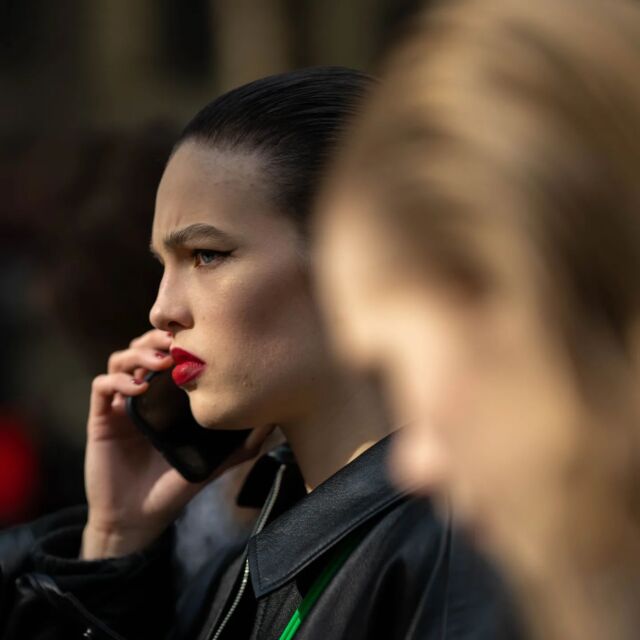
(191, 249, 231, 268)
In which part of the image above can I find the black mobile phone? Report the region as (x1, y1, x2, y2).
(125, 370, 251, 482)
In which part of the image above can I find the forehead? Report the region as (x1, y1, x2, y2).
(319, 184, 400, 294)
(153, 141, 279, 240)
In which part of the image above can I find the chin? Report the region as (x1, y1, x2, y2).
(187, 387, 258, 430)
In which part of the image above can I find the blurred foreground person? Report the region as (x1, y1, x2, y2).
(317, 1, 640, 639)
(0, 68, 518, 640)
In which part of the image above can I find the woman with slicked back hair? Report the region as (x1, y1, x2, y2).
(0, 68, 519, 640)
(317, 1, 640, 639)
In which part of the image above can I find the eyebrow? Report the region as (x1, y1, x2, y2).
(150, 223, 235, 255)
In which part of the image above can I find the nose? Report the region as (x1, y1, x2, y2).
(390, 422, 450, 497)
(149, 270, 193, 333)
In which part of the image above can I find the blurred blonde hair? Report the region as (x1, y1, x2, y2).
(328, 0, 640, 637)
(341, 0, 640, 352)
(334, 0, 640, 419)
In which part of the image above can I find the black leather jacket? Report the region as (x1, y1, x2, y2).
(0, 436, 523, 640)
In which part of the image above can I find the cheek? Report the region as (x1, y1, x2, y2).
(386, 314, 473, 440)
(199, 259, 319, 365)
(466, 329, 576, 480)
(442, 323, 584, 558)
(243, 265, 314, 341)
(382, 309, 533, 513)
(318, 258, 381, 372)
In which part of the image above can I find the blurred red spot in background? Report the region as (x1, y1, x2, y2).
(0, 413, 40, 525)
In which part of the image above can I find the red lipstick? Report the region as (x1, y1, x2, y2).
(170, 348, 206, 386)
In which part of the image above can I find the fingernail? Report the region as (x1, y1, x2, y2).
(132, 378, 144, 385)
(155, 352, 167, 358)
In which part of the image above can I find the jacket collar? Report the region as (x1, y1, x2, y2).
(247, 433, 406, 598)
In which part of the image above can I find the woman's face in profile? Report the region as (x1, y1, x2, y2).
(149, 141, 329, 430)
(317, 187, 589, 577)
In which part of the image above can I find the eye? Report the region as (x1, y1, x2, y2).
(149, 248, 164, 267)
(192, 249, 231, 268)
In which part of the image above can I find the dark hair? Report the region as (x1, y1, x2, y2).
(175, 66, 373, 230)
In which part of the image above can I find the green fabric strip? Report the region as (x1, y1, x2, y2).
(278, 533, 362, 640)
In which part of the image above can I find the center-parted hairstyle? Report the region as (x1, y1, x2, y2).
(175, 66, 373, 231)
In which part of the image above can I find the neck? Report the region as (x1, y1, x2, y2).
(278, 372, 393, 491)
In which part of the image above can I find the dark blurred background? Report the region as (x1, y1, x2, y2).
(0, 0, 427, 528)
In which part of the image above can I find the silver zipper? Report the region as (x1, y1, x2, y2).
(208, 463, 287, 640)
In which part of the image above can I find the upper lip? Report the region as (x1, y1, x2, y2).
(170, 347, 205, 365)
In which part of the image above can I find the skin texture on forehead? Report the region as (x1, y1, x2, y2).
(153, 142, 279, 245)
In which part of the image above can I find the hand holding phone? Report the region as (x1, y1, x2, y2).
(126, 370, 252, 482)
(82, 329, 271, 560)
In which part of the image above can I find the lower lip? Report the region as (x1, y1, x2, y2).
(171, 362, 206, 386)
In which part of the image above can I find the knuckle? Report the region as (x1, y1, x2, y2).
(150, 329, 169, 344)
(91, 374, 106, 391)
(107, 351, 123, 370)
(138, 329, 158, 343)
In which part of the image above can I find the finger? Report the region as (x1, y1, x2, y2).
(91, 373, 148, 418)
(108, 348, 173, 375)
(111, 392, 127, 414)
(129, 329, 173, 350)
